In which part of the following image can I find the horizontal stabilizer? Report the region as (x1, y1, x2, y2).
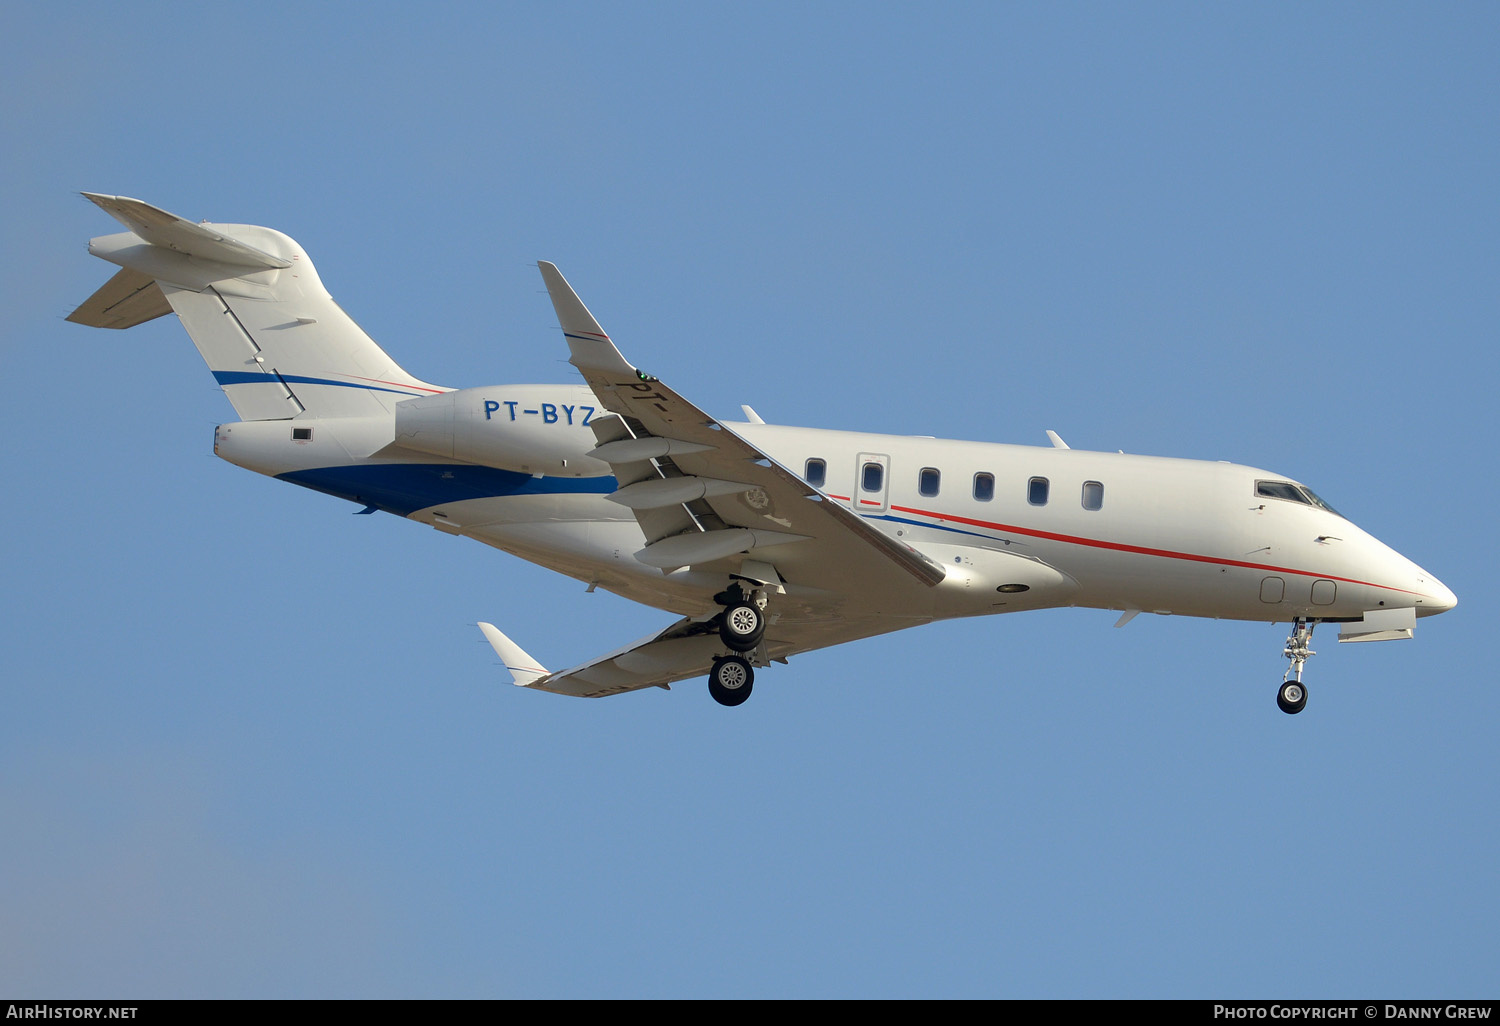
(477, 623, 551, 686)
(81, 193, 291, 270)
(66, 267, 171, 329)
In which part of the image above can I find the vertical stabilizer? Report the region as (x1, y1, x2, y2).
(71, 194, 445, 420)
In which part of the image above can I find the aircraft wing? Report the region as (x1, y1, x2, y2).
(480, 617, 724, 697)
(479, 610, 928, 698)
(537, 262, 946, 606)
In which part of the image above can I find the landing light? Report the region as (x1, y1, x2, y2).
(996, 584, 1030, 594)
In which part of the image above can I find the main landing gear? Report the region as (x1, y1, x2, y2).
(1277, 618, 1316, 715)
(707, 583, 769, 706)
(709, 655, 753, 706)
(719, 600, 766, 652)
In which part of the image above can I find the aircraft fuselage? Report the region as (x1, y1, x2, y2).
(70, 195, 1454, 707)
(212, 386, 1454, 629)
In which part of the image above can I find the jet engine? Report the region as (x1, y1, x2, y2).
(393, 385, 609, 478)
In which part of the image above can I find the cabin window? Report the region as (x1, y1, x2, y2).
(805, 458, 826, 487)
(1082, 480, 1104, 511)
(862, 462, 884, 493)
(1028, 476, 1049, 506)
(291, 427, 313, 441)
(919, 467, 941, 497)
(973, 473, 994, 502)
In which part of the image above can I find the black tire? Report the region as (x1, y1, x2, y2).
(708, 656, 754, 706)
(1277, 680, 1307, 715)
(719, 602, 765, 652)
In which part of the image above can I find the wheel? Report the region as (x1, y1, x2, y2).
(708, 656, 754, 706)
(718, 602, 765, 652)
(1277, 680, 1307, 715)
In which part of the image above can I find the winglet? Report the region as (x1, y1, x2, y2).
(477, 622, 551, 686)
(536, 261, 636, 376)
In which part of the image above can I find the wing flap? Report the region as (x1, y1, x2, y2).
(608, 475, 756, 509)
(636, 527, 811, 570)
(537, 262, 946, 592)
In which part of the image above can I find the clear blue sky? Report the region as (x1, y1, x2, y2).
(3, 2, 1495, 998)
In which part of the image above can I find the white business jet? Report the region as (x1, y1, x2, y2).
(69, 194, 1456, 713)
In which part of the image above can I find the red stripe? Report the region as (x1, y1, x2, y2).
(888, 502, 1420, 596)
(824, 492, 1416, 597)
(344, 374, 445, 394)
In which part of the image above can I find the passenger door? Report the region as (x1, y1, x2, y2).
(855, 452, 891, 513)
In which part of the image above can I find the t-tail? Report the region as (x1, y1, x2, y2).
(68, 193, 445, 419)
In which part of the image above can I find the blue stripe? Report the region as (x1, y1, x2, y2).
(212, 371, 428, 397)
(278, 464, 617, 517)
(279, 464, 1002, 534)
(866, 512, 998, 542)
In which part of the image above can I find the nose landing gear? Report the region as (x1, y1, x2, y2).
(1277, 679, 1307, 715)
(1278, 618, 1316, 714)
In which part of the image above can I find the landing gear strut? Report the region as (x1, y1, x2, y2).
(1278, 618, 1316, 715)
(708, 582, 770, 704)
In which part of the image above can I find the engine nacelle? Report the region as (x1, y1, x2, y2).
(393, 384, 610, 478)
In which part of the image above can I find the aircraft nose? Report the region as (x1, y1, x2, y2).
(1418, 574, 1457, 616)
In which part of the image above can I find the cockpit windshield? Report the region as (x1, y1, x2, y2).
(1256, 480, 1342, 518)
